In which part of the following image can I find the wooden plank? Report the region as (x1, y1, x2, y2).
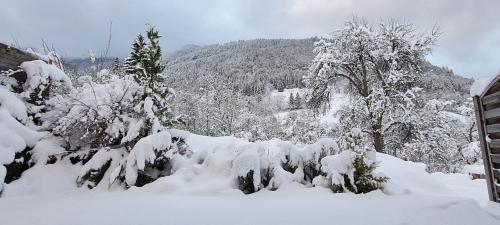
(491, 154, 500, 164)
(474, 96, 498, 202)
(494, 169, 500, 180)
(485, 107, 500, 119)
(483, 91, 500, 105)
(486, 124, 500, 133)
(489, 140, 500, 148)
(486, 82, 500, 97)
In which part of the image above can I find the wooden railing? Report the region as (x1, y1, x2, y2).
(474, 80, 500, 202)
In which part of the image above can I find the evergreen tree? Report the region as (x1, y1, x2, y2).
(111, 57, 121, 74)
(123, 34, 146, 76)
(123, 25, 179, 137)
(294, 93, 302, 109)
(329, 129, 388, 194)
(288, 93, 295, 109)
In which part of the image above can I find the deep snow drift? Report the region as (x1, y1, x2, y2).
(0, 131, 499, 225)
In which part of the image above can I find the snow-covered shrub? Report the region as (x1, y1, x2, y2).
(18, 59, 72, 125)
(398, 99, 479, 173)
(0, 87, 44, 194)
(49, 74, 142, 148)
(295, 138, 340, 183)
(76, 147, 126, 189)
(230, 138, 340, 194)
(281, 110, 331, 144)
(73, 25, 187, 188)
(0, 57, 72, 194)
(318, 129, 387, 193)
(233, 149, 261, 194)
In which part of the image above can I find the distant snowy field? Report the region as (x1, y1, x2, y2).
(1, 131, 499, 225)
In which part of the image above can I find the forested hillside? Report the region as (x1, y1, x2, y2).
(165, 38, 472, 96)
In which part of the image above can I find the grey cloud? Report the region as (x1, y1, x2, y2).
(0, 0, 499, 77)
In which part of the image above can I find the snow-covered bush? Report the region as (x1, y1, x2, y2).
(397, 98, 480, 173)
(0, 91, 43, 193)
(316, 129, 388, 193)
(230, 138, 340, 194)
(49, 74, 142, 148)
(72, 25, 187, 188)
(0, 56, 72, 194)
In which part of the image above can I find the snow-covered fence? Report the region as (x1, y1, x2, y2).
(471, 73, 500, 203)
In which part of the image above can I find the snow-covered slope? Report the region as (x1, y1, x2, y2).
(0, 132, 498, 225)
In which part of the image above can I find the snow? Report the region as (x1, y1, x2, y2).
(463, 164, 485, 175)
(125, 131, 172, 185)
(470, 73, 499, 97)
(31, 135, 65, 164)
(233, 147, 261, 190)
(0, 86, 28, 123)
(0, 185, 498, 225)
(321, 150, 355, 187)
(19, 60, 72, 95)
(0, 108, 44, 192)
(0, 132, 499, 225)
(120, 118, 144, 144)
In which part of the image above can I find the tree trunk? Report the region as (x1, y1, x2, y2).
(373, 131, 384, 153)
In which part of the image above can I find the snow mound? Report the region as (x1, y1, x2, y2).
(0, 87, 28, 123)
(0, 108, 44, 192)
(125, 131, 172, 186)
(19, 60, 72, 95)
(376, 153, 450, 195)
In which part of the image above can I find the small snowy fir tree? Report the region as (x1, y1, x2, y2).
(321, 128, 388, 194)
(123, 34, 146, 76)
(122, 25, 181, 145)
(294, 93, 302, 109)
(70, 25, 187, 188)
(288, 92, 295, 109)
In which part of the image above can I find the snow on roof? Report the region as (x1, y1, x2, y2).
(470, 71, 500, 97)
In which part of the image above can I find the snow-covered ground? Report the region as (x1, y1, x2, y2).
(1, 188, 499, 225)
(1, 131, 499, 225)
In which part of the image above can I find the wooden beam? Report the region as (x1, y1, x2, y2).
(490, 140, 500, 148)
(473, 96, 498, 202)
(494, 169, 500, 180)
(491, 154, 500, 164)
(486, 124, 500, 133)
(483, 91, 500, 105)
(485, 108, 500, 119)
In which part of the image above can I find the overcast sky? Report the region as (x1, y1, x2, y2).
(1, 0, 499, 78)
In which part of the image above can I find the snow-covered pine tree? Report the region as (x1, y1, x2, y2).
(73, 25, 188, 188)
(294, 93, 302, 109)
(288, 92, 295, 109)
(123, 34, 146, 76)
(122, 25, 180, 142)
(320, 128, 388, 194)
(111, 57, 121, 74)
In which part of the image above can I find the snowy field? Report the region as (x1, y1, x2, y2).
(1, 188, 499, 225)
(1, 132, 499, 225)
